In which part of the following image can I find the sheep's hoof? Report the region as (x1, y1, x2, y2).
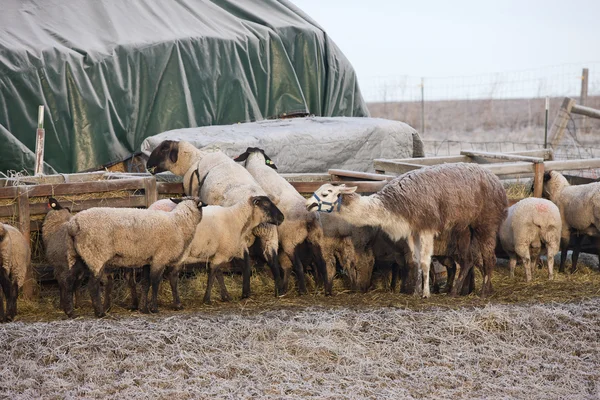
(220, 295, 232, 303)
(94, 312, 106, 318)
(172, 303, 184, 311)
(140, 307, 150, 314)
(65, 311, 77, 319)
(149, 307, 159, 314)
(203, 296, 212, 305)
(422, 294, 431, 299)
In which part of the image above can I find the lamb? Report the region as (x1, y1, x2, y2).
(543, 170, 600, 273)
(146, 140, 284, 298)
(67, 197, 204, 317)
(306, 163, 508, 298)
(0, 223, 31, 322)
(234, 148, 329, 294)
(499, 197, 561, 281)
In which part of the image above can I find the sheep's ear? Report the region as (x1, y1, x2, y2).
(168, 142, 179, 164)
(233, 151, 249, 162)
(47, 197, 63, 210)
(169, 197, 184, 204)
(269, 194, 281, 205)
(264, 155, 277, 170)
(543, 171, 552, 182)
(339, 186, 358, 194)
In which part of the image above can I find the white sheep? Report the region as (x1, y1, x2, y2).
(147, 196, 284, 305)
(234, 147, 329, 294)
(67, 197, 204, 317)
(499, 197, 561, 281)
(543, 170, 600, 273)
(0, 223, 31, 322)
(306, 163, 508, 298)
(146, 140, 284, 298)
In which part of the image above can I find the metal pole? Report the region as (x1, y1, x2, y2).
(34, 105, 45, 175)
(544, 97, 549, 149)
(420, 77, 425, 135)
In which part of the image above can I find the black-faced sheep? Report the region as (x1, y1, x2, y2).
(499, 197, 561, 281)
(67, 198, 204, 317)
(146, 140, 284, 298)
(234, 147, 329, 295)
(543, 170, 600, 273)
(0, 223, 30, 322)
(306, 163, 508, 297)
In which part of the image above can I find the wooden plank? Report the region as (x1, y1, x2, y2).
(328, 169, 394, 181)
(157, 182, 184, 195)
(24, 177, 146, 198)
(549, 97, 576, 146)
(571, 103, 600, 120)
(0, 171, 106, 187)
(144, 176, 158, 206)
(281, 173, 331, 182)
(533, 163, 545, 198)
(482, 162, 536, 176)
(544, 158, 600, 171)
(460, 151, 544, 163)
(0, 186, 18, 199)
(372, 160, 425, 175)
(291, 181, 386, 194)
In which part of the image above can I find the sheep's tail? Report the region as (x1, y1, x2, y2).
(67, 219, 80, 238)
(66, 220, 80, 270)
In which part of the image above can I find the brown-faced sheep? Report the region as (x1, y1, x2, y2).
(499, 197, 561, 281)
(146, 140, 284, 298)
(307, 163, 508, 297)
(0, 223, 30, 322)
(543, 170, 600, 273)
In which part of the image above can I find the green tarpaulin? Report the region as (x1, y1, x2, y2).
(0, 0, 369, 173)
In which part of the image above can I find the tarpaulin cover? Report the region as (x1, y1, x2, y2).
(0, 0, 370, 174)
(141, 117, 423, 173)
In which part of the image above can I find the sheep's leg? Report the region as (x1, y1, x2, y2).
(310, 243, 331, 295)
(399, 236, 419, 295)
(559, 235, 570, 273)
(266, 250, 282, 297)
(59, 281, 75, 318)
(102, 271, 114, 313)
(0, 269, 7, 322)
(203, 264, 218, 305)
(449, 228, 472, 296)
(390, 261, 400, 293)
(279, 254, 292, 295)
(126, 269, 139, 311)
(139, 265, 151, 314)
(88, 273, 105, 318)
(241, 251, 251, 299)
(148, 265, 165, 313)
(293, 248, 308, 295)
(166, 266, 182, 310)
(216, 268, 232, 302)
(570, 234, 584, 274)
(546, 244, 558, 280)
(508, 256, 517, 279)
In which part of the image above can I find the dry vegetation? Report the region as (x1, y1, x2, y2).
(1, 259, 600, 399)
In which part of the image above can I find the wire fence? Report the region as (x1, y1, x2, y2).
(362, 62, 600, 103)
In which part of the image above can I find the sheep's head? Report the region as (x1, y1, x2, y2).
(234, 147, 277, 170)
(146, 140, 180, 174)
(170, 196, 205, 211)
(306, 184, 357, 213)
(542, 170, 569, 200)
(250, 196, 284, 226)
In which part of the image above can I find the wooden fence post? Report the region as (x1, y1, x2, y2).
(549, 97, 576, 147)
(580, 68, 589, 134)
(532, 162, 545, 198)
(17, 186, 34, 299)
(144, 176, 158, 207)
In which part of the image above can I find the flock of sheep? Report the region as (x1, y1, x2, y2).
(0, 140, 599, 321)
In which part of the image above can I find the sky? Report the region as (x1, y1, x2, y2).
(291, 0, 600, 101)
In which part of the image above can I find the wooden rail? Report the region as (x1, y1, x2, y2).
(549, 97, 600, 146)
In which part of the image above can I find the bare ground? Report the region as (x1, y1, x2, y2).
(1, 261, 600, 399)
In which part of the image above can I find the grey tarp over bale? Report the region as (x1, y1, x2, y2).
(141, 117, 423, 173)
(0, 0, 369, 174)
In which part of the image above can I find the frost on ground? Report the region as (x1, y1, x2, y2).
(1, 300, 599, 399)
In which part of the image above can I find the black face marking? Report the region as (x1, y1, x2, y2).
(147, 140, 178, 174)
(234, 147, 277, 169)
(251, 196, 284, 225)
(543, 171, 552, 182)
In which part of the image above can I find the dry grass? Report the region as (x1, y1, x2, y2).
(2, 271, 599, 399)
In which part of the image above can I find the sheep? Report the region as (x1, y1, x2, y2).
(233, 147, 329, 294)
(306, 163, 508, 298)
(499, 197, 561, 281)
(0, 223, 30, 322)
(543, 170, 600, 273)
(146, 140, 284, 298)
(67, 197, 204, 317)
(42, 198, 140, 316)
(147, 196, 283, 305)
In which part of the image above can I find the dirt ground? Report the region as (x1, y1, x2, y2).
(1, 258, 600, 399)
